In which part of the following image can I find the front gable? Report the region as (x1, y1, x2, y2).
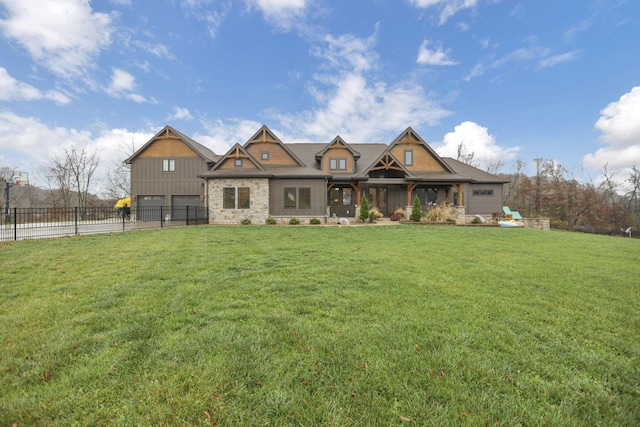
(135, 127, 199, 158)
(244, 125, 302, 166)
(316, 136, 361, 174)
(215, 144, 263, 171)
(388, 128, 453, 173)
(365, 152, 410, 178)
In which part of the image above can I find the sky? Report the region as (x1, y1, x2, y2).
(1, 0, 639, 194)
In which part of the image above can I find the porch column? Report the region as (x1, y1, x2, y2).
(407, 184, 417, 206)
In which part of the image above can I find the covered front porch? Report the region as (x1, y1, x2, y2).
(327, 180, 465, 218)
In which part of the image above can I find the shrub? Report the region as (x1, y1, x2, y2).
(359, 194, 370, 223)
(369, 211, 378, 222)
(390, 213, 403, 221)
(369, 207, 384, 219)
(265, 217, 277, 225)
(410, 195, 422, 222)
(471, 216, 482, 225)
(425, 202, 452, 222)
(310, 218, 321, 225)
(289, 217, 300, 225)
(241, 218, 251, 225)
(446, 218, 457, 224)
(392, 207, 406, 218)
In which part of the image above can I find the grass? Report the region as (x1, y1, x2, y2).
(1, 225, 639, 426)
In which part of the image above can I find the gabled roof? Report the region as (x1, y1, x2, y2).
(388, 127, 454, 173)
(125, 125, 219, 164)
(314, 135, 361, 162)
(202, 143, 269, 176)
(356, 150, 411, 179)
(441, 158, 509, 183)
(243, 125, 306, 167)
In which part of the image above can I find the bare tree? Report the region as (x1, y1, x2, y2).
(47, 145, 99, 213)
(46, 154, 74, 208)
(456, 141, 477, 166)
(626, 164, 640, 229)
(104, 138, 135, 200)
(483, 157, 505, 174)
(67, 145, 100, 216)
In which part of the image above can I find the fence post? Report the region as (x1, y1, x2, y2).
(122, 207, 126, 232)
(186, 206, 190, 226)
(13, 207, 17, 241)
(75, 207, 78, 235)
(160, 206, 164, 229)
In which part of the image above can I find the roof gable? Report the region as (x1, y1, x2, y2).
(125, 125, 218, 164)
(244, 125, 304, 166)
(212, 143, 266, 171)
(315, 136, 361, 161)
(388, 127, 454, 173)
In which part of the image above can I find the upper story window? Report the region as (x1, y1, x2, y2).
(329, 158, 347, 170)
(404, 150, 413, 166)
(234, 158, 243, 167)
(261, 152, 269, 160)
(162, 159, 175, 172)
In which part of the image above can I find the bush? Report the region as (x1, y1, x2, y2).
(410, 195, 422, 222)
(289, 217, 300, 225)
(359, 194, 370, 223)
(471, 217, 482, 225)
(265, 217, 277, 225)
(240, 218, 251, 225)
(390, 213, 403, 221)
(310, 218, 321, 225)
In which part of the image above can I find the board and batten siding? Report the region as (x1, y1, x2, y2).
(464, 183, 504, 215)
(269, 179, 327, 217)
(130, 157, 208, 206)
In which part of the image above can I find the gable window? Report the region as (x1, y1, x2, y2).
(284, 187, 311, 209)
(329, 158, 347, 170)
(223, 187, 250, 209)
(261, 152, 269, 160)
(404, 150, 413, 166)
(234, 158, 243, 167)
(162, 159, 175, 172)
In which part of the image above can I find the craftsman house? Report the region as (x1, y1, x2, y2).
(128, 124, 506, 224)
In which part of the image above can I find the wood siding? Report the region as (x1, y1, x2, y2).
(269, 179, 326, 216)
(218, 157, 259, 170)
(130, 157, 207, 206)
(138, 138, 198, 157)
(389, 134, 446, 172)
(246, 143, 298, 165)
(322, 147, 355, 173)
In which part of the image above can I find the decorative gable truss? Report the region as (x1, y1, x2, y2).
(214, 144, 265, 171)
(388, 127, 454, 173)
(244, 125, 304, 166)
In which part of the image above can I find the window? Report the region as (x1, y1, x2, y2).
(404, 150, 413, 166)
(261, 152, 269, 160)
(162, 159, 175, 172)
(234, 158, 243, 167)
(329, 158, 347, 170)
(473, 189, 494, 196)
(223, 187, 250, 209)
(284, 187, 311, 209)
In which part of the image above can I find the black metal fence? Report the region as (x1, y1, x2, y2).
(1, 206, 208, 242)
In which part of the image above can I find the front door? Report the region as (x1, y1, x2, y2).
(367, 187, 388, 216)
(329, 187, 355, 217)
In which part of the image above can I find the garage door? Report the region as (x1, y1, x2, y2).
(171, 195, 200, 220)
(137, 195, 165, 221)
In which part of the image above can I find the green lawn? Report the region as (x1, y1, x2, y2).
(1, 225, 638, 426)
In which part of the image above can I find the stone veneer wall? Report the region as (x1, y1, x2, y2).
(207, 178, 270, 224)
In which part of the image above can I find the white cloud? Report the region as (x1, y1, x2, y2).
(0, 67, 70, 104)
(276, 30, 451, 142)
(105, 68, 146, 103)
(0, 110, 154, 190)
(245, 0, 308, 30)
(166, 107, 194, 122)
(0, 0, 113, 79)
(131, 40, 175, 59)
(198, 117, 263, 153)
(583, 86, 640, 170)
(409, 0, 479, 25)
(182, 0, 231, 39)
(435, 121, 519, 166)
(538, 50, 579, 69)
(416, 40, 458, 66)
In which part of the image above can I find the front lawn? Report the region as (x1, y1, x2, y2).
(1, 226, 638, 425)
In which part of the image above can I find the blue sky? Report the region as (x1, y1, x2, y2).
(1, 0, 639, 192)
